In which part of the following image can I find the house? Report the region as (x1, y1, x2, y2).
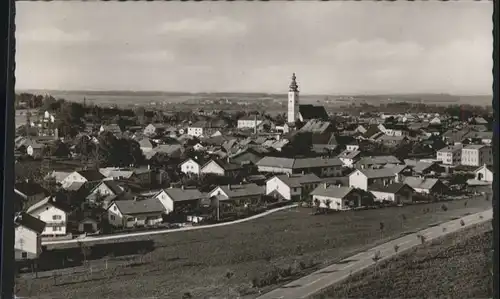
(404, 160, 445, 176)
(310, 184, 365, 211)
(209, 183, 265, 205)
(187, 120, 227, 137)
(200, 158, 245, 177)
(378, 124, 410, 137)
(461, 144, 493, 167)
(77, 218, 99, 234)
(337, 150, 361, 168)
(107, 198, 164, 228)
(355, 156, 402, 169)
(99, 167, 136, 180)
(237, 116, 263, 129)
(403, 177, 449, 195)
(26, 196, 69, 237)
(297, 105, 329, 122)
(154, 187, 206, 214)
(144, 123, 170, 136)
(368, 183, 414, 204)
(154, 144, 183, 158)
(179, 157, 205, 176)
(61, 170, 106, 190)
(429, 117, 442, 125)
(85, 180, 126, 207)
(256, 156, 344, 177)
(349, 168, 398, 191)
(472, 164, 494, 183)
(15, 182, 49, 209)
(376, 135, 408, 147)
(229, 147, 267, 165)
(266, 173, 322, 201)
(27, 143, 45, 159)
(14, 212, 46, 260)
(462, 131, 493, 145)
(138, 138, 155, 154)
(436, 144, 463, 165)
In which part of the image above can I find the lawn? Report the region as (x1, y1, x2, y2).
(16, 197, 491, 299)
(313, 221, 493, 299)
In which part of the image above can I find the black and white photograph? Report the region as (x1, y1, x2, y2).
(9, 1, 495, 299)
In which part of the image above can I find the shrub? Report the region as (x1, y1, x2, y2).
(441, 204, 448, 212)
(442, 227, 447, 232)
(299, 261, 307, 270)
(394, 244, 400, 253)
(460, 219, 465, 226)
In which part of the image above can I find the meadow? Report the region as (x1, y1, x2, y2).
(314, 221, 493, 299)
(16, 197, 491, 299)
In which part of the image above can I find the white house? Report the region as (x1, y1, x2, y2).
(368, 183, 414, 204)
(429, 117, 441, 125)
(436, 145, 463, 165)
(403, 177, 449, 195)
(26, 197, 68, 237)
(200, 159, 244, 177)
(107, 198, 164, 228)
(256, 156, 343, 177)
(265, 173, 322, 201)
(349, 168, 398, 191)
(337, 150, 361, 168)
(209, 183, 265, 204)
(14, 212, 46, 261)
(473, 164, 494, 183)
(14, 182, 49, 208)
(153, 187, 206, 214)
(179, 158, 203, 176)
(461, 144, 493, 167)
(310, 184, 364, 211)
(237, 117, 263, 129)
(86, 180, 125, 208)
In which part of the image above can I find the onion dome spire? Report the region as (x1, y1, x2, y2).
(289, 73, 299, 92)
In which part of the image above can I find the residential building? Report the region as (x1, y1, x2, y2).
(14, 212, 46, 260)
(403, 177, 449, 194)
(337, 149, 361, 167)
(139, 138, 155, 154)
(187, 120, 227, 137)
(436, 144, 463, 165)
(377, 124, 410, 137)
(256, 156, 343, 177)
(143, 123, 170, 136)
(349, 168, 398, 191)
(368, 183, 414, 204)
(237, 116, 263, 129)
(310, 184, 365, 211)
(179, 158, 204, 176)
(100, 124, 123, 136)
(107, 198, 164, 228)
(154, 187, 206, 214)
(61, 170, 106, 189)
(200, 159, 245, 177)
(85, 180, 126, 207)
(209, 183, 265, 205)
(461, 144, 493, 167)
(265, 173, 322, 201)
(355, 155, 402, 169)
(15, 182, 49, 209)
(26, 197, 69, 237)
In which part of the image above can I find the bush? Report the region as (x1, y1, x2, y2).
(441, 204, 448, 212)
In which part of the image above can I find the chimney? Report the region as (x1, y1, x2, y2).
(324, 183, 328, 189)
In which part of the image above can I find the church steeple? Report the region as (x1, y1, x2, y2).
(289, 73, 299, 92)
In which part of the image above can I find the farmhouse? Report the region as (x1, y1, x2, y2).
(368, 183, 414, 204)
(266, 173, 322, 201)
(209, 183, 265, 205)
(256, 156, 343, 177)
(403, 177, 449, 195)
(107, 198, 164, 228)
(14, 212, 46, 261)
(349, 168, 398, 191)
(310, 184, 365, 211)
(26, 196, 69, 237)
(143, 123, 171, 136)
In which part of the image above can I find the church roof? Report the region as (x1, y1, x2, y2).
(298, 105, 328, 121)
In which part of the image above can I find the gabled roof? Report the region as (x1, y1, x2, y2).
(112, 198, 165, 215)
(92, 180, 124, 196)
(14, 212, 46, 234)
(463, 144, 489, 150)
(214, 183, 265, 199)
(437, 145, 463, 153)
(299, 119, 333, 134)
(474, 164, 494, 173)
(26, 196, 70, 214)
(164, 188, 206, 202)
(256, 156, 343, 169)
(357, 155, 401, 166)
(368, 183, 413, 194)
(404, 177, 442, 190)
(272, 173, 322, 188)
(355, 168, 398, 179)
(310, 185, 355, 199)
(14, 182, 48, 197)
(337, 150, 361, 160)
(203, 159, 243, 172)
(76, 170, 106, 182)
(298, 105, 329, 120)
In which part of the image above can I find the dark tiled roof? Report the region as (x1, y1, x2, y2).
(14, 212, 46, 234)
(113, 198, 165, 215)
(368, 183, 412, 194)
(310, 185, 355, 199)
(15, 182, 48, 197)
(164, 188, 206, 202)
(298, 105, 329, 121)
(215, 183, 265, 199)
(256, 156, 343, 169)
(77, 170, 106, 182)
(273, 173, 322, 188)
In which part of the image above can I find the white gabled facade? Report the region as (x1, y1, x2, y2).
(107, 202, 124, 227)
(474, 165, 493, 182)
(265, 177, 298, 201)
(200, 160, 226, 176)
(154, 190, 175, 214)
(15, 226, 42, 260)
(348, 170, 369, 191)
(461, 145, 493, 167)
(29, 204, 67, 237)
(180, 158, 201, 176)
(61, 171, 88, 188)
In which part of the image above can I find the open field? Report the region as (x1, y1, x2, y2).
(313, 221, 493, 299)
(16, 197, 491, 299)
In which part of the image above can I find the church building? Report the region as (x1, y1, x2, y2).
(287, 73, 329, 124)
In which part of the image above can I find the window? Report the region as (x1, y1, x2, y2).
(52, 215, 62, 220)
(22, 252, 27, 259)
(113, 206, 117, 211)
(52, 227, 61, 232)
(110, 215, 116, 220)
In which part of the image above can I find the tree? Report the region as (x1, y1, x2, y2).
(325, 199, 332, 211)
(313, 198, 321, 214)
(55, 102, 85, 138)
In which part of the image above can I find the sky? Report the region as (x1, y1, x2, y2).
(16, 2, 492, 95)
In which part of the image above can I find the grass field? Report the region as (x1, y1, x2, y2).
(16, 197, 491, 299)
(313, 221, 493, 299)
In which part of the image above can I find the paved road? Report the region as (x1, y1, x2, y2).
(42, 204, 298, 246)
(257, 208, 493, 299)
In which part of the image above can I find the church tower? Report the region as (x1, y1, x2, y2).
(287, 73, 299, 123)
